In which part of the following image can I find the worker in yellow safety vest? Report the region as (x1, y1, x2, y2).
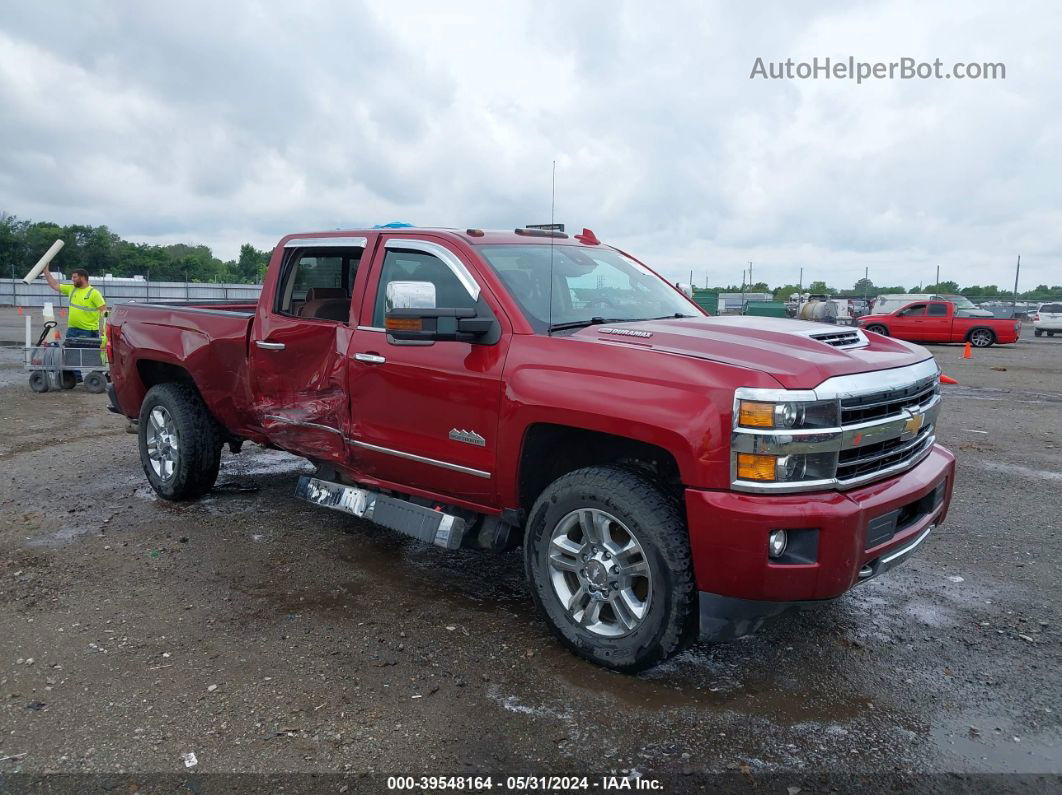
(41, 267, 108, 377)
(41, 267, 108, 336)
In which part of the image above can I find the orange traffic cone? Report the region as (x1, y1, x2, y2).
(940, 374, 959, 385)
(17, 306, 23, 315)
(53, 330, 61, 341)
(963, 341, 972, 359)
(59, 308, 67, 317)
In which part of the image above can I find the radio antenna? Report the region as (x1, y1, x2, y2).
(547, 160, 556, 334)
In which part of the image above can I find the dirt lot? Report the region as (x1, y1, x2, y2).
(1, 316, 1060, 789)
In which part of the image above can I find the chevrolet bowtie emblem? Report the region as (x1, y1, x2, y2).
(900, 412, 925, 441)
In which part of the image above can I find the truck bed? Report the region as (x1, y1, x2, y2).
(108, 301, 257, 432)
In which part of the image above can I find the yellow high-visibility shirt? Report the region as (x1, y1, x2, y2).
(59, 284, 106, 331)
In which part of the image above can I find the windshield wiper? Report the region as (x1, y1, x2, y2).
(548, 313, 695, 333)
(548, 317, 610, 332)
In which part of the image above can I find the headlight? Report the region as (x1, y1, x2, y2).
(737, 398, 839, 430)
(735, 451, 838, 483)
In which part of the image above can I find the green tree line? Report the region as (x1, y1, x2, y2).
(0, 214, 271, 284)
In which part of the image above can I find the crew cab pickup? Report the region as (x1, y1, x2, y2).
(857, 300, 1020, 347)
(107, 227, 955, 671)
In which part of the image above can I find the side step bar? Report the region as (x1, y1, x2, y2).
(294, 476, 466, 550)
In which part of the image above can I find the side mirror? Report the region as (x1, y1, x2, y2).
(386, 280, 437, 311)
(383, 281, 495, 342)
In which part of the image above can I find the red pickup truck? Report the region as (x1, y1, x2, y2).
(857, 300, 1021, 347)
(107, 227, 955, 671)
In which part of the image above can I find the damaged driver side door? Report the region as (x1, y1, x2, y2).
(248, 236, 372, 464)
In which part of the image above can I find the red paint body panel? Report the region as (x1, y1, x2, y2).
(686, 445, 955, 600)
(108, 228, 957, 607)
(858, 301, 1020, 344)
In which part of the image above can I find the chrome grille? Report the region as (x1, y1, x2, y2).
(840, 376, 938, 425)
(837, 425, 934, 481)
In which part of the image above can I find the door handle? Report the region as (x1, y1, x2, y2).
(355, 352, 386, 364)
(255, 340, 286, 350)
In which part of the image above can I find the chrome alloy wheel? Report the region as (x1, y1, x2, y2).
(145, 406, 180, 480)
(547, 508, 652, 637)
(969, 329, 994, 347)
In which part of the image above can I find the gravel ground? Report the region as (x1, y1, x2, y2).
(0, 318, 1059, 790)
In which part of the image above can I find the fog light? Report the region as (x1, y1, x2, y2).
(768, 530, 788, 559)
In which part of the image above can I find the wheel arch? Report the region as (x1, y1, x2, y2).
(516, 423, 683, 516)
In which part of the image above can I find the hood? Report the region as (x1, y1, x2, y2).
(571, 316, 931, 389)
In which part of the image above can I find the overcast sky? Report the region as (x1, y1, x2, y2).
(1, 0, 1059, 289)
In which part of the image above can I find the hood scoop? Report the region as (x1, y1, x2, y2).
(807, 328, 868, 349)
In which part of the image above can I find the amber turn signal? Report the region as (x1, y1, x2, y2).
(736, 453, 776, 481)
(385, 317, 423, 331)
(738, 401, 775, 428)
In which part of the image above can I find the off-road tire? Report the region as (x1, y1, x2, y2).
(865, 324, 889, 336)
(138, 383, 222, 501)
(524, 465, 696, 672)
(60, 372, 77, 390)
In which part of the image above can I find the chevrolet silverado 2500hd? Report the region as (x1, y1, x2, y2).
(107, 227, 955, 671)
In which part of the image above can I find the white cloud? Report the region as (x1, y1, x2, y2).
(0, 0, 1059, 290)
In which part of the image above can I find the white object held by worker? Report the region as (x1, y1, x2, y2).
(42, 301, 55, 321)
(22, 239, 65, 284)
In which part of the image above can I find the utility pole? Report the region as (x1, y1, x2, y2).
(798, 267, 803, 291)
(863, 266, 869, 311)
(748, 261, 753, 290)
(689, 269, 693, 287)
(1013, 255, 1021, 308)
(935, 264, 940, 287)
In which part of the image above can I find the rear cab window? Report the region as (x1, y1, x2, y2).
(276, 245, 364, 322)
(928, 303, 948, 317)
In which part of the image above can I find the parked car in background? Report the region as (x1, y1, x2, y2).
(872, 294, 993, 318)
(858, 300, 1021, 347)
(1033, 303, 1062, 337)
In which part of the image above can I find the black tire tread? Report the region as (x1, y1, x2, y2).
(138, 382, 222, 500)
(525, 465, 696, 672)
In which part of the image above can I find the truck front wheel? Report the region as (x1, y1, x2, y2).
(524, 466, 696, 672)
(138, 383, 222, 501)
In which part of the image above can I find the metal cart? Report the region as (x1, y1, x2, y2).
(24, 319, 109, 394)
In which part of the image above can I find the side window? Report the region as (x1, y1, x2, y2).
(928, 303, 948, 317)
(277, 247, 362, 321)
(899, 304, 927, 317)
(372, 249, 477, 327)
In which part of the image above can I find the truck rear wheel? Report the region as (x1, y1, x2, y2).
(968, 328, 995, 347)
(138, 383, 222, 501)
(524, 466, 696, 672)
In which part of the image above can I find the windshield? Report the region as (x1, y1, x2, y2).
(477, 245, 698, 331)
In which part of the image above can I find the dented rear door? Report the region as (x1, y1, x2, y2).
(248, 234, 376, 463)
